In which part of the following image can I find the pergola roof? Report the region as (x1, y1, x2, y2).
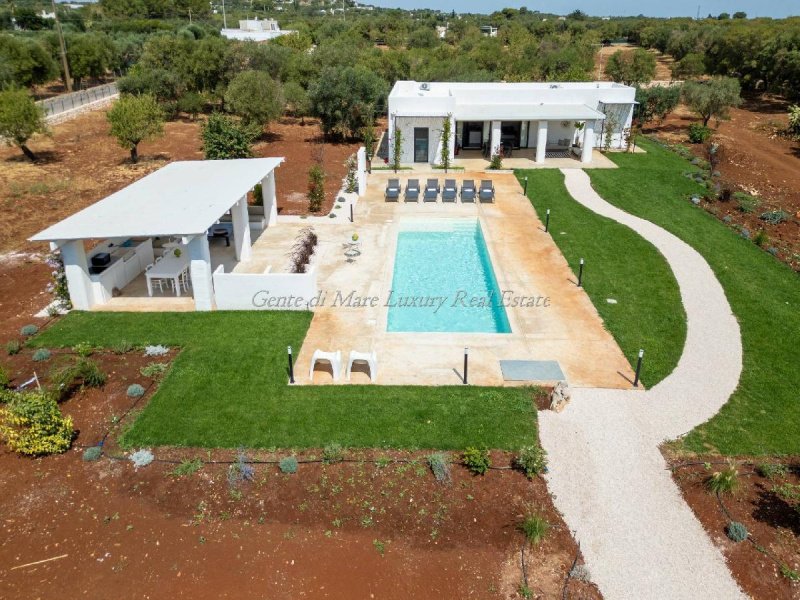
(30, 158, 283, 243)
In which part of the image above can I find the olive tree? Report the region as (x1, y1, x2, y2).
(605, 49, 657, 86)
(682, 77, 742, 127)
(0, 88, 47, 161)
(309, 66, 388, 140)
(201, 113, 258, 160)
(106, 94, 165, 163)
(224, 70, 284, 129)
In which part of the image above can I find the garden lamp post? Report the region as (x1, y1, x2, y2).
(578, 258, 584, 287)
(633, 349, 644, 388)
(463, 346, 469, 385)
(287, 345, 295, 384)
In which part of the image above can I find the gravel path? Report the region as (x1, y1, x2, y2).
(537, 169, 746, 599)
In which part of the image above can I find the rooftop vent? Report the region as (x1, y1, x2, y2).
(419, 82, 430, 91)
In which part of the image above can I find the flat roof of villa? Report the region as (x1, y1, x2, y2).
(389, 80, 634, 98)
(31, 158, 283, 242)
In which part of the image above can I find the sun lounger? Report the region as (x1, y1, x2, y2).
(442, 179, 457, 202)
(385, 178, 401, 201)
(460, 180, 476, 202)
(405, 179, 420, 202)
(423, 178, 440, 202)
(479, 180, 495, 203)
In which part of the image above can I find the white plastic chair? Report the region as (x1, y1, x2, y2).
(145, 263, 167, 294)
(309, 350, 342, 381)
(347, 350, 377, 382)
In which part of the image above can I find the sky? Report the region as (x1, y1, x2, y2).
(364, 0, 797, 18)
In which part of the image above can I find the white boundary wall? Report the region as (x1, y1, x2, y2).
(212, 265, 318, 310)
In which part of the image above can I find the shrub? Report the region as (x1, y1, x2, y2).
(322, 442, 344, 464)
(753, 230, 768, 247)
(719, 187, 733, 202)
(570, 564, 592, 583)
(688, 123, 712, 144)
(82, 446, 103, 462)
(171, 458, 203, 477)
(49, 357, 106, 399)
(127, 383, 145, 398)
(111, 340, 134, 354)
(201, 112, 257, 160)
(72, 342, 94, 357)
(140, 362, 168, 378)
(0, 365, 9, 389)
(427, 452, 451, 484)
(228, 450, 255, 487)
(45, 251, 71, 311)
(781, 565, 800, 582)
(6, 340, 21, 355)
(515, 445, 548, 479)
(279, 456, 298, 474)
(518, 512, 550, 545)
(760, 210, 790, 225)
(144, 345, 169, 357)
(726, 521, 748, 542)
(773, 482, 800, 509)
(707, 463, 739, 495)
(307, 164, 325, 213)
(734, 192, 760, 213)
(0, 390, 73, 456)
(20, 324, 38, 337)
(489, 153, 503, 170)
(129, 448, 154, 468)
(757, 463, 789, 480)
(32, 348, 51, 362)
(462, 447, 490, 475)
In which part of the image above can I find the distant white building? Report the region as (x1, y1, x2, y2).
(480, 25, 498, 37)
(387, 80, 636, 165)
(221, 18, 297, 42)
(436, 25, 448, 39)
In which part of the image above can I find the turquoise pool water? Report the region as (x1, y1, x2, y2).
(387, 219, 511, 333)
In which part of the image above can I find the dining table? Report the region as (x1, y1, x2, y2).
(146, 253, 190, 297)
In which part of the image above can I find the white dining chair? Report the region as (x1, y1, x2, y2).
(145, 264, 167, 294)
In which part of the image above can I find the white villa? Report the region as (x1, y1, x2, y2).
(387, 80, 637, 166)
(221, 18, 297, 42)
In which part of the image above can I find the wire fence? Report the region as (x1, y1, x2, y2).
(37, 82, 118, 118)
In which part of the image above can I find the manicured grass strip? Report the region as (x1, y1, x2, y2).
(34, 312, 537, 450)
(514, 169, 686, 387)
(590, 137, 800, 455)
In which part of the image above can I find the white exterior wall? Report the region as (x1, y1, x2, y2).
(391, 116, 449, 165)
(546, 120, 576, 148)
(387, 81, 637, 158)
(213, 265, 318, 311)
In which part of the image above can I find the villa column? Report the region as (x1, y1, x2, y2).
(535, 120, 548, 164)
(231, 195, 252, 262)
(581, 120, 595, 164)
(261, 170, 277, 227)
(58, 239, 94, 310)
(188, 235, 213, 311)
(490, 120, 502, 156)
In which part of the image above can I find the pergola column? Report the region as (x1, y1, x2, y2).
(581, 120, 596, 164)
(490, 120, 502, 157)
(188, 235, 213, 311)
(231, 196, 251, 262)
(535, 120, 548, 164)
(59, 240, 94, 310)
(261, 170, 277, 227)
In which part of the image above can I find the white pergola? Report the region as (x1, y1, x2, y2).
(30, 158, 284, 311)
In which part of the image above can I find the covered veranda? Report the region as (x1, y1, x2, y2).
(453, 104, 606, 166)
(30, 158, 283, 312)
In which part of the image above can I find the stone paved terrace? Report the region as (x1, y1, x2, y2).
(287, 170, 636, 387)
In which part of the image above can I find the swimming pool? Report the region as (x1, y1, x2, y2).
(387, 219, 511, 333)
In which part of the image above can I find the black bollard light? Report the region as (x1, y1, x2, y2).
(633, 349, 644, 388)
(578, 258, 584, 287)
(545, 208, 550, 233)
(350, 203, 354, 223)
(523, 176, 529, 196)
(287, 345, 295, 384)
(463, 346, 469, 385)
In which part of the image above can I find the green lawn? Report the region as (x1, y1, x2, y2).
(33, 312, 538, 450)
(515, 169, 686, 387)
(588, 137, 800, 455)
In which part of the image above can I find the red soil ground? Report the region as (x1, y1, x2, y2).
(647, 96, 800, 269)
(670, 458, 800, 599)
